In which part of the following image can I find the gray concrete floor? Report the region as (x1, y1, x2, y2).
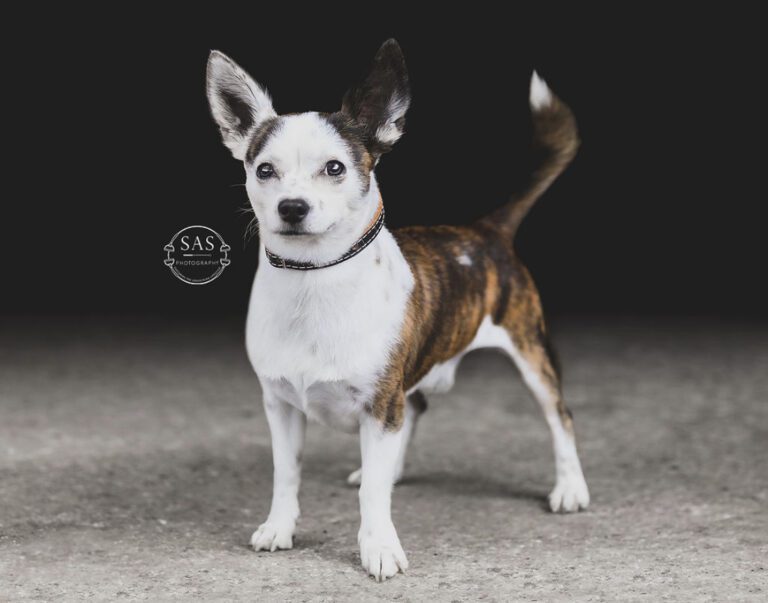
(0, 317, 766, 601)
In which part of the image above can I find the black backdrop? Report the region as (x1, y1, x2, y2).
(6, 8, 764, 319)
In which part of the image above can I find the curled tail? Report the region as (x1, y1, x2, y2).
(488, 71, 580, 237)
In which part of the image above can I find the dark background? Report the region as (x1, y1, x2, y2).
(6, 8, 764, 320)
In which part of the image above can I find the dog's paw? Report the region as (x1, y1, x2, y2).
(549, 472, 590, 513)
(250, 520, 295, 552)
(358, 523, 408, 581)
(347, 467, 403, 487)
(347, 467, 362, 486)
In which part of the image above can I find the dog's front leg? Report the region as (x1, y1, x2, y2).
(251, 390, 306, 552)
(357, 410, 408, 581)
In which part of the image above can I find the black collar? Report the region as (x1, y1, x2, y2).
(264, 205, 386, 271)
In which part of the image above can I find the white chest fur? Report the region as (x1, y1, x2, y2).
(245, 229, 414, 430)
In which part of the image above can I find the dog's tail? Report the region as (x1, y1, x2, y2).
(486, 71, 580, 238)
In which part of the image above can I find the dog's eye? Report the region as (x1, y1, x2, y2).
(256, 163, 275, 180)
(325, 160, 346, 177)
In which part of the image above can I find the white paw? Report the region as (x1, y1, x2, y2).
(250, 520, 295, 552)
(358, 524, 408, 581)
(549, 472, 590, 513)
(347, 467, 362, 486)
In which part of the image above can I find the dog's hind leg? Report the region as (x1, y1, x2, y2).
(497, 287, 589, 512)
(347, 391, 427, 486)
(393, 390, 427, 482)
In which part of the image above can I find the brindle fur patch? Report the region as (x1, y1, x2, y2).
(371, 221, 573, 434)
(369, 85, 579, 433)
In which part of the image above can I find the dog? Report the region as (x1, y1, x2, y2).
(206, 39, 589, 581)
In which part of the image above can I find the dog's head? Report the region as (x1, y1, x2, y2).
(206, 39, 410, 262)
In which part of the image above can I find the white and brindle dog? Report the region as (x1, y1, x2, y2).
(206, 39, 589, 581)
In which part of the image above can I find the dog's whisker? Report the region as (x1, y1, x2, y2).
(242, 215, 260, 247)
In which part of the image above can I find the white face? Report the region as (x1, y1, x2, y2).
(206, 42, 410, 262)
(244, 113, 374, 259)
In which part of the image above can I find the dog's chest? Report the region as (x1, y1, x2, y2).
(260, 377, 368, 432)
(246, 233, 413, 428)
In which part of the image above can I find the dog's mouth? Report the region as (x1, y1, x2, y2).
(277, 230, 312, 237)
(274, 222, 337, 238)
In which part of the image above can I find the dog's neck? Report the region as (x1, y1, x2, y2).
(259, 178, 385, 270)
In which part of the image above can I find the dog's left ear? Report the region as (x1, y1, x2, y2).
(341, 39, 411, 157)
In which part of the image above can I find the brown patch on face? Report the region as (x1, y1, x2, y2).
(320, 112, 375, 193)
(245, 117, 282, 164)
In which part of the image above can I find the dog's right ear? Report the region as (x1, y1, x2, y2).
(206, 51, 276, 160)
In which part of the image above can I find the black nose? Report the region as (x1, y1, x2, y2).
(277, 198, 310, 224)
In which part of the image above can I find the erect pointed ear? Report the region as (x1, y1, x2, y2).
(341, 39, 411, 157)
(206, 50, 277, 160)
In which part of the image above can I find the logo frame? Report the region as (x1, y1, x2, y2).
(163, 225, 231, 285)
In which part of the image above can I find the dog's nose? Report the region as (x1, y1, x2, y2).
(278, 198, 310, 224)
